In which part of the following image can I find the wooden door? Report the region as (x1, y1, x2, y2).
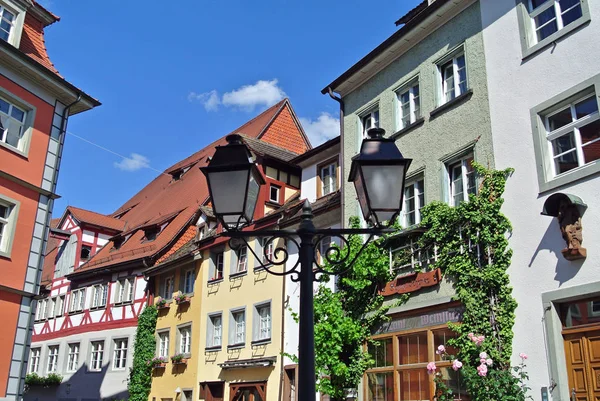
(564, 330, 600, 400)
(230, 383, 266, 401)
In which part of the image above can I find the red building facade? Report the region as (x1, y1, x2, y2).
(0, 1, 99, 399)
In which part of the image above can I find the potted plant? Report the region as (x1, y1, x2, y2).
(148, 356, 168, 368)
(173, 291, 190, 305)
(24, 373, 63, 389)
(155, 296, 168, 309)
(170, 353, 187, 365)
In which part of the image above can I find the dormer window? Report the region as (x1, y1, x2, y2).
(144, 228, 159, 241)
(113, 236, 124, 250)
(0, 6, 15, 42)
(80, 245, 92, 261)
(170, 166, 191, 182)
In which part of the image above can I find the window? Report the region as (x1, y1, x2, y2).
(261, 237, 274, 265)
(210, 251, 224, 281)
(0, 96, 26, 150)
(397, 81, 421, 129)
(318, 160, 338, 197)
(91, 283, 108, 309)
(284, 367, 297, 401)
(47, 345, 59, 373)
(439, 53, 467, 105)
(230, 310, 246, 345)
(182, 390, 193, 401)
(0, 198, 17, 255)
(318, 236, 333, 264)
(448, 155, 476, 206)
(391, 237, 437, 277)
(55, 295, 65, 317)
(200, 382, 225, 400)
(69, 289, 86, 313)
(37, 298, 48, 321)
(236, 246, 248, 273)
(161, 276, 174, 300)
(0, 6, 15, 42)
(80, 245, 92, 261)
(113, 339, 128, 370)
(544, 94, 599, 176)
(403, 178, 425, 227)
(90, 341, 104, 371)
(269, 185, 280, 203)
(365, 328, 464, 401)
(207, 314, 222, 348)
(254, 303, 271, 342)
(179, 326, 191, 355)
(528, 0, 583, 44)
(182, 269, 194, 294)
(29, 348, 40, 373)
(158, 331, 170, 358)
(47, 298, 55, 318)
(145, 228, 159, 241)
(67, 343, 79, 372)
(361, 109, 380, 137)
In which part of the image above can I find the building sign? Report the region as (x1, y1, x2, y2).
(380, 268, 441, 296)
(374, 307, 463, 335)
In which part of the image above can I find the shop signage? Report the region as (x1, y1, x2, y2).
(374, 307, 463, 334)
(379, 268, 441, 296)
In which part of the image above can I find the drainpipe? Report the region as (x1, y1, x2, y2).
(327, 87, 345, 227)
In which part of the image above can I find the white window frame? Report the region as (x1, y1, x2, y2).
(261, 237, 274, 265)
(211, 251, 224, 280)
(208, 314, 222, 348)
(47, 345, 59, 373)
(115, 277, 135, 304)
(527, 0, 583, 45)
(269, 185, 280, 203)
(179, 326, 191, 355)
(397, 80, 421, 130)
(543, 94, 600, 178)
(447, 154, 477, 206)
(236, 246, 248, 273)
(360, 108, 380, 138)
(254, 303, 272, 342)
(69, 288, 86, 313)
(0, 91, 33, 156)
(183, 268, 194, 294)
(319, 161, 338, 197)
(402, 178, 425, 227)
(91, 283, 108, 309)
(37, 298, 48, 321)
(0, 195, 18, 258)
(390, 238, 438, 277)
(0, 1, 24, 47)
(158, 331, 170, 358)
(67, 343, 79, 372)
(113, 338, 128, 370)
(231, 310, 246, 345)
(29, 348, 40, 373)
(438, 52, 467, 106)
(55, 295, 65, 317)
(161, 276, 174, 300)
(90, 341, 104, 372)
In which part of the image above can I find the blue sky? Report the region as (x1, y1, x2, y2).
(43, 0, 420, 215)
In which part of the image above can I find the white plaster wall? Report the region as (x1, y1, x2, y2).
(480, 1, 600, 400)
(82, 230, 95, 243)
(301, 163, 318, 202)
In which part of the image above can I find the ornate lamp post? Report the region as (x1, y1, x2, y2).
(201, 128, 411, 400)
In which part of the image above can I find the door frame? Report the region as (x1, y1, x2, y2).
(229, 381, 267, 401)
(543, 281, 600, 401)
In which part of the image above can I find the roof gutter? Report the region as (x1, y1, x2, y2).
(327, 88, 346, 229)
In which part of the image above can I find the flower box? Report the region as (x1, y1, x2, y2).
(170, 353, 188, 364)
(149, 356, 168, 368)
(152, 363, 167, 369)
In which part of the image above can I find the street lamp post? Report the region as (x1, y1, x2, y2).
(201, 128, 411, 400)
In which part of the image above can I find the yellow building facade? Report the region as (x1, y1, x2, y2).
(147, 255, 203, 401)
(196, 236, 286, 401)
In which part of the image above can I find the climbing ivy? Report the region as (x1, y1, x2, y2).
(312, 217, 406, 401)
(313, 163, 530, 400)
(128, 305, 158, 401)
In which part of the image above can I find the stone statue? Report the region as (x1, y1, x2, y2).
(558, 201, 586, 261)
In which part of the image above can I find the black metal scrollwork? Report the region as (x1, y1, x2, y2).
(312, 234, 375, 279)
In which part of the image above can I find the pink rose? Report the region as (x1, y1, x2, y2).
(486, 358, 493, 366)
(479, 352, 488, 359)
(452, 359, 463, 371)
(477, 363, 488, 377)
(436, 345, 446, 355)
(467, 332, 474, 339)
(474, 335, 485, 346)
(519, 353, 528, 360)
(427, 362, 437, 374)
(480, 358, 486, 364)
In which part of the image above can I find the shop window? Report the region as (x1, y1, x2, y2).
(199, 381, 224, 401)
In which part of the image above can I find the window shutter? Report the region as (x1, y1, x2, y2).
(206, 317, 213, 347)
(441, 165, 450, 204)
(230, 249, 238, 274)
(254, 239, 263, 269)
(228, 312, 235, 345)
(127, 278, 134, 301)
(252, 306, 259, 341)
(208, 253, 216, 280)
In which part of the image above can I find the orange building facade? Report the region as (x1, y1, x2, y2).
(0, 1, 99, 399)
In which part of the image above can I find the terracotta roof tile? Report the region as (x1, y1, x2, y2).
(240, 134, 299, 162)
(76, 100, 306, 274)
(19, 12, 60, 76)
(67, 206, 125, 232)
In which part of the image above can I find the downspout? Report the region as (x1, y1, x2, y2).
(327, 88, 345, 227)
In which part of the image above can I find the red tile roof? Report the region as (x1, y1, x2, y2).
(66, 206, 125, 232)
(19, 12, 60, 76)
(73, 99, 309, 274)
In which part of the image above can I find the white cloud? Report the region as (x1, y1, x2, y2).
(114, 153, 150, 172)
(299, 112, 340, 146)
(188, 90, 221, 111)
(190, 79, 286, 112)
(222, 79, 286, 110)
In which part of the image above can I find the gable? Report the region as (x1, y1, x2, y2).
(259, 104, 310, 154)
